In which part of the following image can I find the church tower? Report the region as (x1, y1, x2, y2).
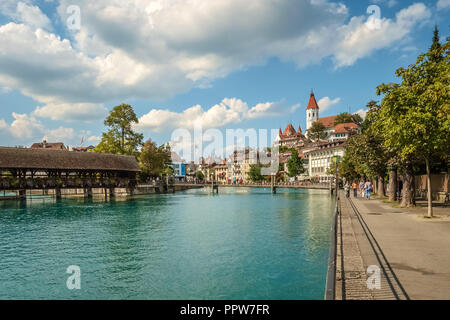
(306, 90, 319, 131)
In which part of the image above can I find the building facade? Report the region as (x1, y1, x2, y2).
(303, 140, 345, 182)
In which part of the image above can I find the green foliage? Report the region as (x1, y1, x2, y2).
(278, 145, 290, 154)
(196, 171, 205, 181)
(375, 30, 450, 164)
(139, 139, 171, 180)
(94, 104, 144, 156)
(351, 113, 363, 126)
(343, 130, 388, 180)
(334, 113, 354, 125)
(287, 149, 305, 177)
(328, 155, 360, 181)
(162, 166, 174, 177)
(309, 121, 327, 142)
(248, 164, 264, 182)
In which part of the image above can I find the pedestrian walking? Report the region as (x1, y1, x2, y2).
(359, 181, 365, 198)
(365, 181, 372, 200)
(344, 182, 350, 198)
(352, 181, 358, 198)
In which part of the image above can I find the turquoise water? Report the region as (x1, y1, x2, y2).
(0, 187, 334, 300)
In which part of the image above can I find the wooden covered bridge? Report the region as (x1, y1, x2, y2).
(0, 147, 140, 199)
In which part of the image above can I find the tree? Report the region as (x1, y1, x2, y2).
(196, 171, 205, 181)
(248, 164, 264, 182)
(334, 113, 354, 125)
(376, 28, 450, 215)
(139, 139, 171, 180)
(94, 104, 144, 155)
(352, 113, 364, 126)
(328, 154, 360, 182)
(344, 132, 389, 196)
(308, 121, 327, 142)
(287, 149, 305, 177)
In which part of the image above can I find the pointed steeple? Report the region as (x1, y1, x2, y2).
(297, 125, 302, 134)
(306, 90, 319, 110)
(279, 128, 282, 137)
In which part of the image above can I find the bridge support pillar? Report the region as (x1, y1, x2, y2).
(84, 187, 93, 198)
(17, 189, 26, 199)
(211, 181, 219, 194)
(126, 187, 135, 196)
(55, 188, 62, 199)
(271, 176, 276, 194)
(109, 187, 115, 198)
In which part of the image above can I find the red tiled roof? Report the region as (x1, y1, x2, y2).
(316, 116, 337, 129)
(282, 124, 297, 136)
(333, 122, 359, 134)
(306, 92, 319, 110)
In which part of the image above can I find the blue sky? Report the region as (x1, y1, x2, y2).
(0, 0, 448, 157)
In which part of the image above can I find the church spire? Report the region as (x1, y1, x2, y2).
(306, 90, 319, 110)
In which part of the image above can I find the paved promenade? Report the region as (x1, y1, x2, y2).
(336, 191, 450, 300)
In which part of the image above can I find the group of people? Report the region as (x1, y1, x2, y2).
(344, 181, 373, 200)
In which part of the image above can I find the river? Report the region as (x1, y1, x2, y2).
(0, 187, 334, 299)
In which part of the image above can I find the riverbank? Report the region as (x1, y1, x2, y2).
(336, 191, 450, 300)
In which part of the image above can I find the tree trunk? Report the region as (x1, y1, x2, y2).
(401, 164, 415, 207)
(377, 176, 385, 197)
(425, 158, 433, 217)
(388, 169, 397, 201)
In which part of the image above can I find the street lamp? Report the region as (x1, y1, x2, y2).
(333, 156, 339, 199)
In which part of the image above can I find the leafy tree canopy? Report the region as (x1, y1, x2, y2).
(287, 149, 305, 177)
(139, 139, 171, 179)
(94, 104, 143, 156)
(308, 121, 327, 142)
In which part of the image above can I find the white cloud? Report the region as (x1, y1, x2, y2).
(0, 1, 432, 121)
(0, 112, 78, 145)
(333, 3, 431, 67)
(373, 0, 398, 8)
(318, 97, 341, 112)
(0, 86, 11, 94)
(353, 108, 368, 120)
(15, 2, 52, 31)
(87, 135, 101, 143)
(43, 126, 74, 142)
(437, 0, 450, 10)
(33, 103, 107, 121)
(9, 112, 44, 139)
(0, 118, 8, 130)
(135, 98, 296, 132)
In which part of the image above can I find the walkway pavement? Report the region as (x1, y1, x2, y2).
(336, 192, 450, 300)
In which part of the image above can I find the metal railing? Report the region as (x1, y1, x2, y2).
(324, 197, 339, 300)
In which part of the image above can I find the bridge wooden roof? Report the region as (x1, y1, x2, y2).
(0, 147, 140, 172)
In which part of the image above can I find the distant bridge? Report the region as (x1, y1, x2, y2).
(180, 181, 331, 194)
(0, 147, 140, 199)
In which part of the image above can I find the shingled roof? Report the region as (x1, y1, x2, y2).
(0, 147, 140, 172)
(306, 92, 319, 110)
(316, 115, 337, 129)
